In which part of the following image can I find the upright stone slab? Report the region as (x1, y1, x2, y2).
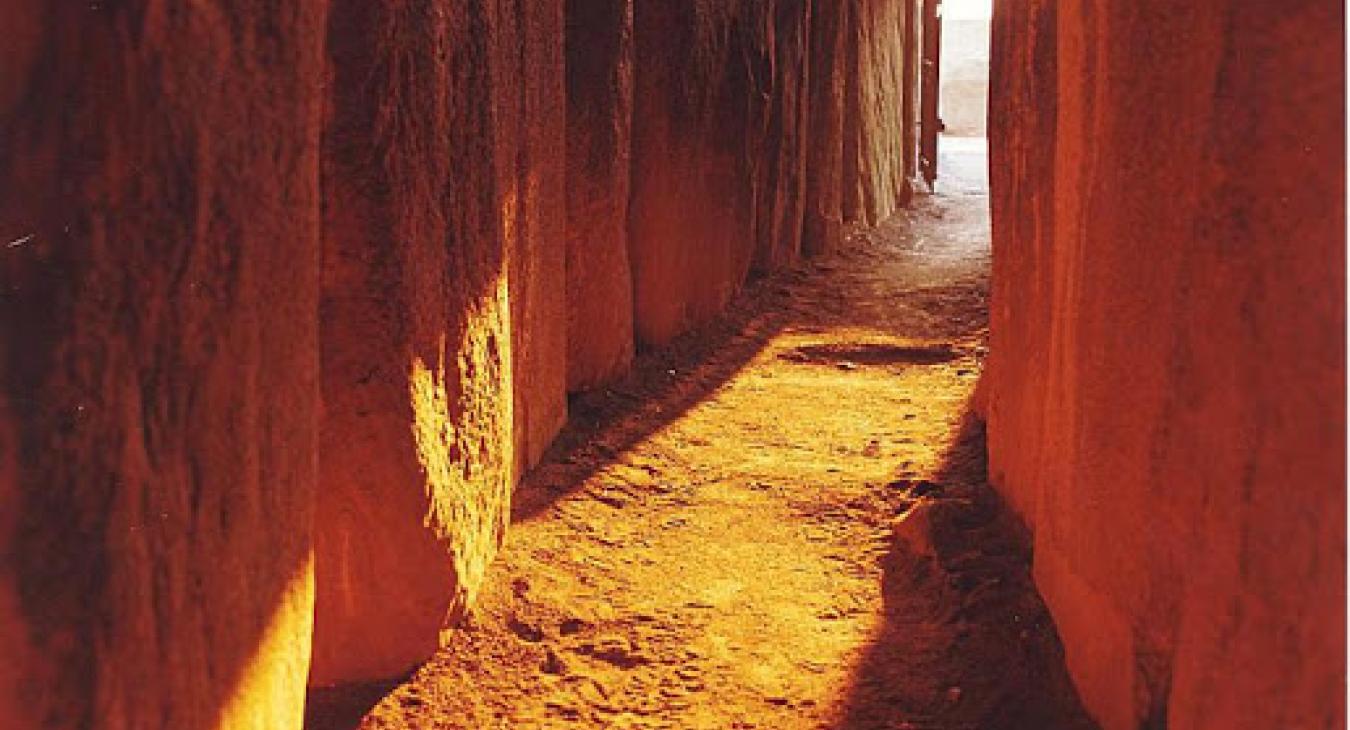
(803, 0, 850, 256)
(501, 0, 569, 472)
(565, 0, 637, 391)
(629, 0, 758, 347)
(313, 0, 525, 686)
(0, 3, 327, 727)
(751, 0, 813, 273)
(987, 1, 1345, 727)
(843, 0, 913, 224)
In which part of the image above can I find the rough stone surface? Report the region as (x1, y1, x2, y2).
(313, 0, 559, 687)
(843, 0, 915, 224)
(628, 1, 759, 347)
(802, 0, 850, 256)
(565, 0, 636, 391)
(987, 1, 1345, 728)
(502, 0, 570, 474)
(899, 0, 922, 183)
(0, 3, 327, 728)
(627, 0, 920, 348)
(749, 0, 813, 274)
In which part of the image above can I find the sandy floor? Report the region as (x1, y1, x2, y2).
(308, 141, 1095, 730)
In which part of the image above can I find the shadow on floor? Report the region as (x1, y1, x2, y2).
(832, 408, 1098, 730)
(302, 267, 807, 729)
(305, 189, 1082, 729)
(780, 342, 963, 367)
(510, 267, 808, 522)
(304, 671, 412, 730)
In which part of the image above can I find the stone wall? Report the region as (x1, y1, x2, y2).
(579, 0, 922, 353)
(802, 1, 851, 257)
(625, 0, 761, 347)
(502, 0, 570, 475)
(986, 1, 1346, 727)
(842, 0, 915, 224)
(0, 3, 327, 727)
(565, 0, 637, 389)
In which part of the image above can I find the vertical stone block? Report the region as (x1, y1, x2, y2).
(313, 0, 528, 686)
(804, 0, 850, 256)
(0, 3, 327, 727)
(986, 1, 1345, 727)
(502, 0, 570, 470)
(629, 0, 757, 347)
(565, 0, 637, 392)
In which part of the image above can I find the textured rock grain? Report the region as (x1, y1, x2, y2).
(987, 2, 1345, 727)
(565, 0, 636, 390)
(314, 0, 557, 687)
(0, 3, 327, 727)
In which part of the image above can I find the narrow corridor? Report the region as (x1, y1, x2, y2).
(3, 2, 1341, 728)
(309, 146, 1091, 729)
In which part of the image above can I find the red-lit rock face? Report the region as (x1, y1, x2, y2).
(502, 1, 570, 475)
(566, 0, 637, 391)
(626, 1, 758, 347)
(624, 0, 921, 349)
(843, 0, 917, 224)
(986, 1, 1346, 727)
(803, 1, 851, 257)
(748, 0, 813, 274)
(0, 4, 328, 728)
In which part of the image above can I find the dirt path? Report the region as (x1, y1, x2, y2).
(312, 142, 1093, 730)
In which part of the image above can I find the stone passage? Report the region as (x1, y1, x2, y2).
(311, 140, 1094, 730)
(0, 1, 1343, 729)
(0, 1, 929, 726)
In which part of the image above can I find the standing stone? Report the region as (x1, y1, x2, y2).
(313, 0, 533, 687)
(565, 0, 637, 391)
(0, 3, 327, 727)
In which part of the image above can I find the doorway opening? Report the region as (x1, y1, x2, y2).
(920, 0, 991, 196)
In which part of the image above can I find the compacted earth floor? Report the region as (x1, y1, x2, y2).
(310, 139, 1095, 730)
